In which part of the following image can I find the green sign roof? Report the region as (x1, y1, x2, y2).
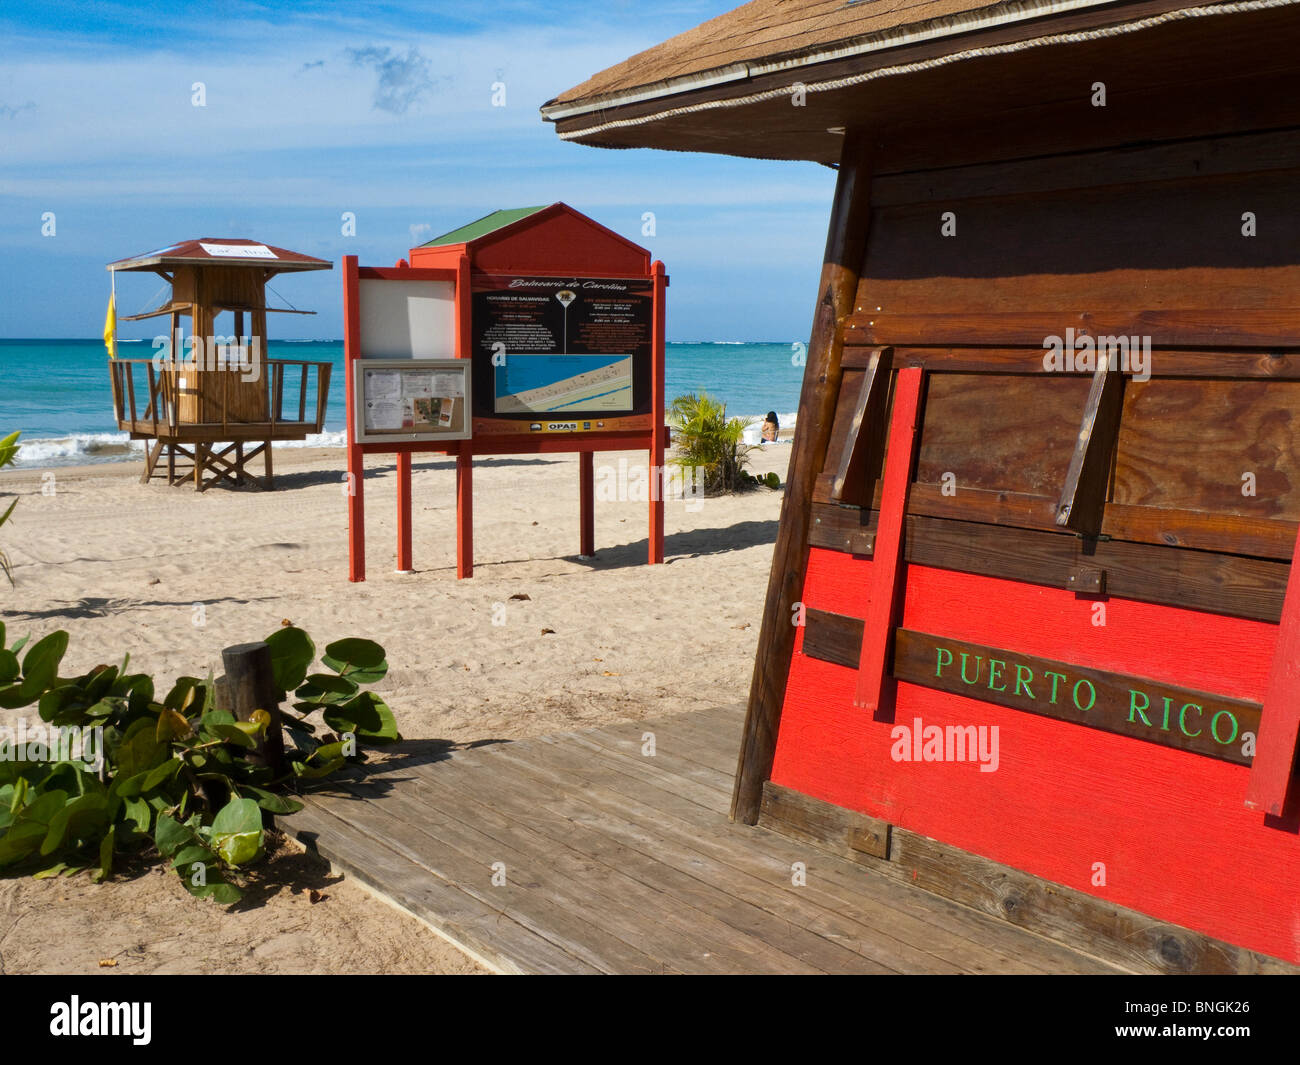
(420, 205, 550, 247)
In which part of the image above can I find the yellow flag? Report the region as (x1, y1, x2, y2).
(103, 292, 117, 358)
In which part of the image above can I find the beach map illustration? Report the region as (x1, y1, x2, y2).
(494, 353, 633, 413)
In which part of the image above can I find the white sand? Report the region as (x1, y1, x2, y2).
(0, 440, 792, 973)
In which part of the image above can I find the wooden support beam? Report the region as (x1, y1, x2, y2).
(731, 134, 875, 825)
(853, 366, 923, 714)
(1246, 521, 1300, 819)
(831, 346, 893, 505)
(1056, 362, 1124, 537)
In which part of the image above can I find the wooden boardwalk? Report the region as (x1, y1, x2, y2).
(287, 704, 1121, 974)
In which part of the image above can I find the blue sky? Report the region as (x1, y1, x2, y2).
(0, 1, 836, 342)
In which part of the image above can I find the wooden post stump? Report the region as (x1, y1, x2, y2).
(220, 641, 287, 778)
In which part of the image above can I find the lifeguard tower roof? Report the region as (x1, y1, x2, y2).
(107, 238, 332, 276)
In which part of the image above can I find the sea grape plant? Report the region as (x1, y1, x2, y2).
(0, 623, 399, 902)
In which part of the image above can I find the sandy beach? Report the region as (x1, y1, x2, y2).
(0, 439, 792, 973)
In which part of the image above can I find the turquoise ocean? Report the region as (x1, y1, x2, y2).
(0, 339, 805, 467)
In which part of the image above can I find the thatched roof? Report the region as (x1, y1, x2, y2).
(543, 0, 1298, 164)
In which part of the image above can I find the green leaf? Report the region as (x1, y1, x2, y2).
(202, 881, 244, 905)
(153, 812, 193, 859)
(163, 677, 202, 711)
(210, 723, 257, 749)
(211, 796, 263, 836)
(242, 785, 303, 815)
(199, 707, 236, 740)
(171, 844, 213, 867)
(41, 793, 110, 856)
(121, 796, 151, 835)
(321, 638, 388, 684)
(323, 691, 401, 744)
(295, 673, 359, 706)
(0, 822, 47, 865)
(155, 707, 192, 742)
(141, 757, 182, 792)
(93, 826, 115, 883)
(265, 627, 316, 693)
(209, 797, 264, 867)
(20, 631, 69, 695)
(0, 790, 67, 866)
(115, 718, 166, 778)
(291, 757, 344, 779)
(0, 649, 18, 685)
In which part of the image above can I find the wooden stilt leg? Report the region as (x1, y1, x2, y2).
(140, 440, 162, 484)
(264, 439, 273, 489)
(167, 443, 176, 485)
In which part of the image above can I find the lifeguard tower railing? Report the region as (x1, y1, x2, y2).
(108, 357, 332, 490)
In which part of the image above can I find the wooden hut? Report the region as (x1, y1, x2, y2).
(107, 239, 333, 490)
(546, 0, 1300, 972)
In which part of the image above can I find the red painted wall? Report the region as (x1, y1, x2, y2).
(772, 547, 1300, 963)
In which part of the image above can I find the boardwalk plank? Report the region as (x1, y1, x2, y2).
(304, 788, 662, 973)
(288, 801, 598, 974)
(291, 707, 1121, 975)
(407, 752, 890, 974)
(324, 770, 821, 974)
(465, 733, 1118, 973)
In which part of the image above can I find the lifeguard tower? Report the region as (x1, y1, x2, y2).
(107, 238, 333, 491)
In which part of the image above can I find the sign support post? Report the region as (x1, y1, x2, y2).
(650, 259, 667, 565)
(580, 450, 595, 558)
(342, 255, 367, 583)
(396, 451, 413, 573)
(457, 444, 473, 579)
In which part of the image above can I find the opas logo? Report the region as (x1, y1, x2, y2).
(49, 996, 151, 1045)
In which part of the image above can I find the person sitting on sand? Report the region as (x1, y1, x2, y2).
(761, 411, 780, 442)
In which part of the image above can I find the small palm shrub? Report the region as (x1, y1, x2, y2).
(668, 392, 756, 495)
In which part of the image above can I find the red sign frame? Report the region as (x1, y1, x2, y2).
(341, 253, 666, 581)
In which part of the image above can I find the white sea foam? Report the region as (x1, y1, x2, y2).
(11, 429, 348, 468)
